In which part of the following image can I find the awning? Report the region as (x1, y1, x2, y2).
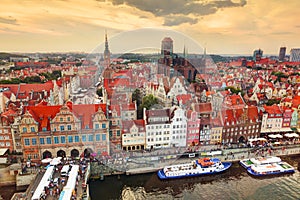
(285, 133, 299, 138)
(268, 134, 283, 138)
(279, 128, 293, 132)
(0, 148, 8, 156)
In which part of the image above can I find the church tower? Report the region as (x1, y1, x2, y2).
(104, 31, 111, 68)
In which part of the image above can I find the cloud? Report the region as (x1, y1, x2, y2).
(103, 0, 247, 25)
(164, 16, 198, 26)
(0, 16, 18, 25)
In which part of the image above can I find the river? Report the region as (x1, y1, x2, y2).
(89, 155, 300, 200)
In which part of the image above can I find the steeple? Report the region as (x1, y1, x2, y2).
(104, 30, 111, 68)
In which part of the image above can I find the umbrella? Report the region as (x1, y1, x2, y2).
(41, 158, 52, 163)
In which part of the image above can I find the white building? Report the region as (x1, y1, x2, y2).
(170, 107, 187, 147)
(144, 108, 171, 150)
(121, 120, 146, 151)
(261, 105, 283, 134)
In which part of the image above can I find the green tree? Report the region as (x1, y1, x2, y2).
(225, 86, 242, 95)
(141, 94, 159, 110)
(96, 88, 103, 97)
(266, 99, 280, 106)
(132, 89, 142, 106)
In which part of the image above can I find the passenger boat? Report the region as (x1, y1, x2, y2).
(157, 157, 232, 180)
(240, 156, 295, 176)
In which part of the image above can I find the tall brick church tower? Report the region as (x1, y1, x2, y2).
(103, 31, 111, 68)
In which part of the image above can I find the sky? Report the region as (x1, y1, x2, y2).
(1, 0, 300, 55)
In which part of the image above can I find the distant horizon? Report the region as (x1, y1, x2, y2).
(1, 51, 286, 58)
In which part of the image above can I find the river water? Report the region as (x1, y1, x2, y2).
(89, 155, 300, 200)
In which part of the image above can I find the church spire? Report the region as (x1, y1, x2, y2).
(103, 30, 111, 68)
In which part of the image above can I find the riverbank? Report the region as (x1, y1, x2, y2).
(90, 144, 300, 179)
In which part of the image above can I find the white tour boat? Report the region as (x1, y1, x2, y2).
(157, 157, 232, 180)
(240, 156, 295, 176)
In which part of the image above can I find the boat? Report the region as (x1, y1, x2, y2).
(157, 157, 232, 180)
(240, 156, 295, 176)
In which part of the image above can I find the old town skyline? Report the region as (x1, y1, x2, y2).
(1, 0, 300, 54)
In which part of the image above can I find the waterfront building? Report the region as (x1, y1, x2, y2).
(290, 110, 298, 128)
(144, 108, 171, 150)
(121, 120, 146, 151)
(290, 48, 300, 62)
(210, 118, 223, 145)
(170, 107, 187, 147)
(222, 105, 260, 144)
(108, 105, 122, 152)
(19, 103, 109, 162)
(260, 105, 283, 135)
(186, 110, 200, 146)
(192, 102, 212, 145)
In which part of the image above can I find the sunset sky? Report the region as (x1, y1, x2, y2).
(1, 0, 300, 55)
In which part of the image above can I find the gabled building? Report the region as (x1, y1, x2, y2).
(121, 120, 146, 151)
(20, 102, 109, 162)
(222, 105, 260, 144)
(170, 107, 187, 147)
(186, 110, 200, 146)
(144, 108, 171, 150)
(260, 105, 283, 134)
(192, 102, 212, 145)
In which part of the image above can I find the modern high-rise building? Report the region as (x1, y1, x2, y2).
(278, 47, 286, 61)
(253, 49, 263, 61)
(161, 37, 173, 57)
(290, 48, 300, 62)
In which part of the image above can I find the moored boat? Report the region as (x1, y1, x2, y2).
(240, 156, 295, 176)
(157, 157, 232, 180)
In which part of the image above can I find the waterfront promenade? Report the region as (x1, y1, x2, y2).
(93, 144, 300, 176)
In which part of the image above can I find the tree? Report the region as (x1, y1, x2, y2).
(225, 86, 242, 95)
(141, 94, 159, 110)
(96, 88, 103, 97)
(132, 89, 142, 106)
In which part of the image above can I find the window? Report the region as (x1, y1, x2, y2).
(88, 134, 93, 142)
(46, 137, 52, 144)
(67, 125, 72, 130)
(32, 138, 37, 145)
(102, 134, 106, 141)
(67, 117, 71, 121)
(61, 136, 66, 144)
(24, 138, 30, 146)
(30, 127, 35, 132)
(95, 124, 99, 129)
(109, 131, 112, 138)
(102, 123, 106, 128)
(85, 125, 89, 129)
(68, 136, 73, 143)
(117, 130, 121, 137)
(82, 135, 86, 142)
(75, 136, 79, 142)
(60, 117, 63, 122)
(40, 138, 45, 145)
(96, 134, 100, 141)
(6, 142, 10, 146)
(54, 136, 59, 144)
(42, 127, 47, 132)
(23, 127, 27, 133)
(60, 126, 65, 131)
